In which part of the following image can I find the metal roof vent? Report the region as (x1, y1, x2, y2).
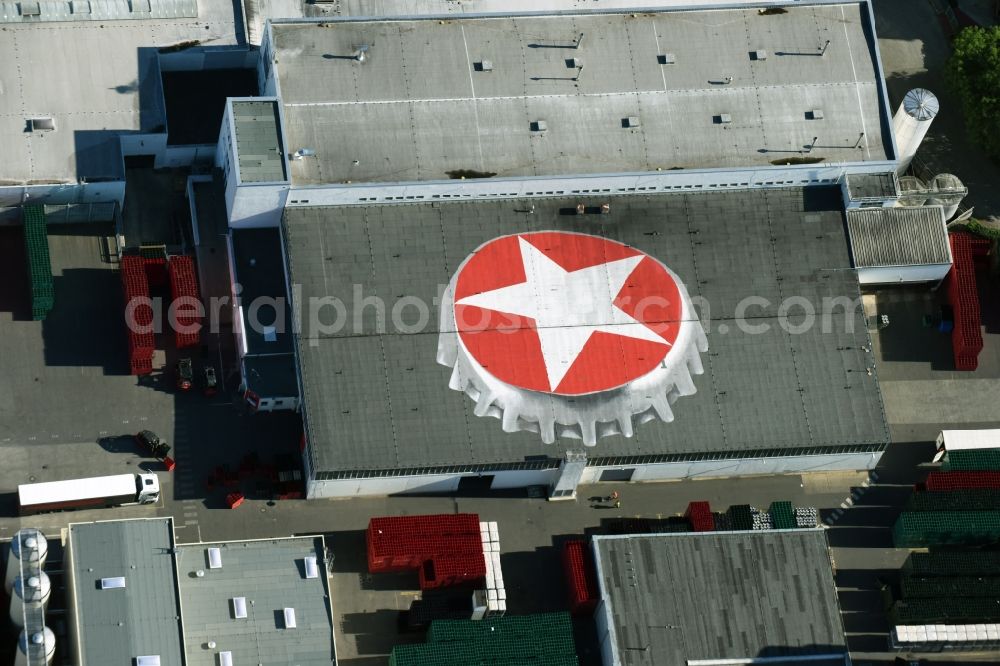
(475, 60, 493, 72)
(135, 657, 161, 666)
(808, 109, 824, 120)
(657, 53, 676, 65)
(566, 57, 582, 69)
(716, 113, 732, 124)
(219, 652, 233, 666)
(101, 577, 126, 589)
(283, 607, 297, 629)
(304, 556, 319, 579)
(750, 50, 767, 61)
(208, 547, 222, 569)
(530, 120, 547, 132)
(232, 596, 248, 619)
(622, 116, 640, 129)
(19, 2, 40, 15)
(28, 118, 55, 132)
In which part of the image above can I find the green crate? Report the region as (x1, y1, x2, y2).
(890, 596, 1000, 624)
(768, 501, 796, 529)
(901, 575, 1000, 599)
(904, 550, 1000, 576)
(893, 511, 1000, 547)
(906, 490, 1000, 512)
(945, 450, 1000, 471)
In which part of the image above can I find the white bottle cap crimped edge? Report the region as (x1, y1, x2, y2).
(436, 231, 708, 446)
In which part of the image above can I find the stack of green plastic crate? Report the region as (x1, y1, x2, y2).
(391, 613, 579, 666)
(944, 449, 1000, 471)
(903, 550, 1000, 576)
(22, 204, 54, 320)
(906, 489, 1000, 512)
(727, 504, 754, 530)
(892, 511, 1000, 547)
(901, 575, 1000, 599)
(890, 596, 1000, 624)
(768, 501, 796, 529)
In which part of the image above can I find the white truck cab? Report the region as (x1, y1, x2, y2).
(136, 474, 160, 504)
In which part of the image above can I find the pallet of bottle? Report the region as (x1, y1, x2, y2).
(892, 623, 1000, 651)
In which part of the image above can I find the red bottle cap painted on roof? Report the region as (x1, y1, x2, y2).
(452, 232, 683, 396)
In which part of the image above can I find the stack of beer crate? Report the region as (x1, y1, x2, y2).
(22, 205, 54, 320)
(168, 255, 202, 349)
(121, 255, 154, 375)
(561, 540, 598, 616)
(479, 520, 505, 617)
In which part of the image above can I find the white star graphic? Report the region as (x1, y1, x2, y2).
(456, 236, 671, 391)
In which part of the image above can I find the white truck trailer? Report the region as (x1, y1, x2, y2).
(934, 429, 1000, 462)
(17, 473, 160, 515)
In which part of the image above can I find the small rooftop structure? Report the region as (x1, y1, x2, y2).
(267, 2, 891, 186)
(845, 171, 899, 202)
(67, 518, 184, 666)
(847, 206, 951, 283)
(592, 530, 848, 666)
(230, 100, 287, 184)
(175, 537, 334, 666)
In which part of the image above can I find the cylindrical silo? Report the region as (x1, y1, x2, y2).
(14, 627, 56, 666)
(897, 175, 929, 207)
(927, 173, 968, 221)
(892, 88, 939, 175)
(10, 571, 51, 627)
(5, 530, 48, 594)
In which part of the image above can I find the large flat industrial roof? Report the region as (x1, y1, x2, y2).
(271, 2, 891, 187)
(68, 518, 184, 666)
(284, 187, 890, 476)
(0, 2, 237, 184)
(593, 530, 848, 666)
(175, 537, 335, 666)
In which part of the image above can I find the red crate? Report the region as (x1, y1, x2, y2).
(925, 471, 1000, 491)
(685, 501, 715, 531)
(162, 456, 176, 472)
(418, 552, 487, 590)
(129, 356, 153, 376)
(945, 234, 983, 370)
(562, 540, 599, 615)
(226, 492, 245, 509)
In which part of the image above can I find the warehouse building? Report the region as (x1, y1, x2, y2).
(195, 0, 910, 497)
(591, 530, 849, 665)
(65, 518, 335, 665)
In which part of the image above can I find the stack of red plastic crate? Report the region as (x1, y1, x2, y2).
(561, 540, 599, 616)
(945, 233, 983, 371)
(924, 471, 1000, 492)
(168, 255, 202, 349)
(685, 500, 715, 531)
(143, 255, 168, 288)
(121, 255, 154, 375)
(367, 514, 486, 590)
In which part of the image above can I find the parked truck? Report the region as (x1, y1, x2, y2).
(18, 473, 160, 515)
